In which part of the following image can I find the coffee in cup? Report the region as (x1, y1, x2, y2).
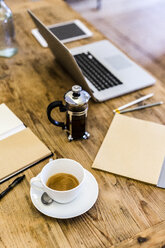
(46, 173, 79, 191)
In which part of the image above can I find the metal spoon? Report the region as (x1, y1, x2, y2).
(41, 192, 53, 205)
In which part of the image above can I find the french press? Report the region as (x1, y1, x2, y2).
(47, 85, 90, 141)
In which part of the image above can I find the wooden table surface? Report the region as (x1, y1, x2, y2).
(1, 0, 165, 247)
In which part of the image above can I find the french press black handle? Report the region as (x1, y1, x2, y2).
(47, 101, 66, 129)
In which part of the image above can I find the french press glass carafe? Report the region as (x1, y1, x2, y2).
(47, 85, 90, 141)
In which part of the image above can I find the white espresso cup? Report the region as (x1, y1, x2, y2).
(30, 158, 85, 203)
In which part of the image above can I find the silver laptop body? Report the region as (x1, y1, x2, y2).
(28, 10, 155, 102)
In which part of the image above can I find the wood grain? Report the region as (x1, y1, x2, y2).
(111, 220, 165, 248)
(1, 0, 165, 247)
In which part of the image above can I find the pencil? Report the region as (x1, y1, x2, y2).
(117, 101, 163, 114)
(113, 93, 154, 113)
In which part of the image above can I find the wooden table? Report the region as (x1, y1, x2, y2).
(1, 0, 165, 247)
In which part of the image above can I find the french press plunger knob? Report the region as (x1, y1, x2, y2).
(47, 85, 91, 141)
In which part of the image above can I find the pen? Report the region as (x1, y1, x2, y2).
(0, 175, 25, 200)
(118, 101, 163, 114)
(113, 93, 154, 113)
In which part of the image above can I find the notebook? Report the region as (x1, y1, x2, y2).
(0, 104, 52, 183)
(92, 114, 165, 188)
(28, 10, 156, 102)
(0, 103, 25, 140)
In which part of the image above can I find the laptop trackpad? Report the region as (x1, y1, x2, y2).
(104, 55, 132, 70)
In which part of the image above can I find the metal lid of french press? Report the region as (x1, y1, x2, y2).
(65, 85, 90, 106)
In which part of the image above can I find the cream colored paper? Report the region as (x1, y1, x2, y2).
(0, 104, 23, 134)
(92, 114, 165, 185)
(0, 128, 51, 182)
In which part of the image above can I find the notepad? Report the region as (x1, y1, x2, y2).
(92, 114, 165, 188)
(0, 103, 52, 183)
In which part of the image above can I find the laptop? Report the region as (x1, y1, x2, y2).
(28, 10, 156, 102)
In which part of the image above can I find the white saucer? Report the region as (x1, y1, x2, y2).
(30, 169, 99, 219)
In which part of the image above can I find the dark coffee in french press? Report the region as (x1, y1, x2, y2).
(47, 85, 90, 141)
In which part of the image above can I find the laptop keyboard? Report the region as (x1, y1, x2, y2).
(74, 52, 123, 91)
